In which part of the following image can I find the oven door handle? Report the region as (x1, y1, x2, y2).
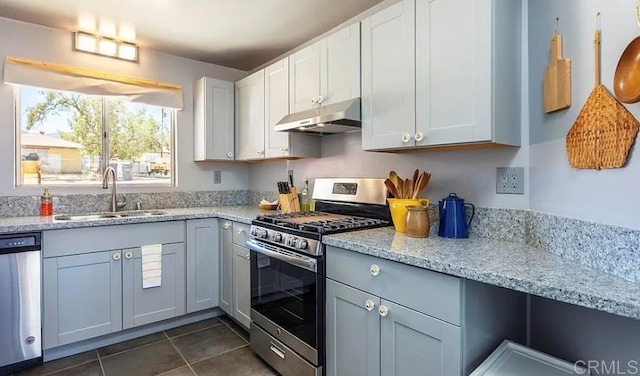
(246, 240, 317, 273)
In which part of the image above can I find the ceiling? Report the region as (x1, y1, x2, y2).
(0, 0, 383, 71)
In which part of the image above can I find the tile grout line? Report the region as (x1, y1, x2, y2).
(164, 319, 225, 341)
(220, 319, 250, 345)
(95, 350, 106, 376)
(35, 355, 100, 376)
(188, 343, 250, 368)
(164, 331, 198, 376)
(98, 337, 168, 360)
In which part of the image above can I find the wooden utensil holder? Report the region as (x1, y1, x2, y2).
(279, 187, 301, 213)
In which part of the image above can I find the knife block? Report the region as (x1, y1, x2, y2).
(279, 187, 301, 213)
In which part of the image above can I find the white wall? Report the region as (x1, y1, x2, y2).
(529, 0, 640, 229)
(0, 17, 249, 196)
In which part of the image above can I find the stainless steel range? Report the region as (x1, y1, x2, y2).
(247, 178, 390, 376)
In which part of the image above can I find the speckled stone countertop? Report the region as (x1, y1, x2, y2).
(324, 228, 640, 321)
(0, 206, 264, 234)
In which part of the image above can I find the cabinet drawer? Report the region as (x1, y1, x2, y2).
(232, 222, 250, 246)
(326, 245, 461, 325)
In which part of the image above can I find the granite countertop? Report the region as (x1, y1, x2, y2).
(0, 205, 264, 234)
(324, 227, 640, 321)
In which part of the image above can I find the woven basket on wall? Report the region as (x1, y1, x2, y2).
(566, 27, 639, 170)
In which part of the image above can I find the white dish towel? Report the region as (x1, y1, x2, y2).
(141, 244, 162, 289)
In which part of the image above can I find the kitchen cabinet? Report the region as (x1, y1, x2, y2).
(218, 221, 251, 330)
(290, 23, 360, 113)
(361, 0, 416, 150)
(326, 245, 526, 376)
(186, 219, 219, 313)
(235, 70, 265, 160)
(362, 0, 521, 151)
(42, 222, 186, 349)
(264, 58, 320, 159)
(193, 77, 235, 161)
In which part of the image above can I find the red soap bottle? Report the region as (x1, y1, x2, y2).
(40, 188, 53, 216)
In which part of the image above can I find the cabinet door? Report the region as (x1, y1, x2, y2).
(232, 244, 251, 329)
(186, 219, 220, 313)
(289, 42, 321, 113)
(380, 300, 462, 376)
(193, 77, 235, 161)
(361, 0, 416, 151)
(43, 251, 122, 349)
(235, 70, 265, 160)
(122, 243, 186, 329)
(416, 0, 492, 146)
(265, 57, 291, 158)
(326, 279, 380, 376)
(321, 23, 361, 106)
(219, 221, 234, 315)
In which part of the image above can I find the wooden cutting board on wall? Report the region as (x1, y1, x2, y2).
(544, 34, 572, 113)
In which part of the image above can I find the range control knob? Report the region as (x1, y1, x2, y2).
(260, 230, 269, 239)
(298, 240, 308, 250)
(286, 237, 295, 247)
(250, 227, 257, 236)
(274, 233, 283, 242)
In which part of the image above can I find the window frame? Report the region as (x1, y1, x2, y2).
(14, 85, 177, 188)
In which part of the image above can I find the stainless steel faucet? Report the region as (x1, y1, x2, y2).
(102, 166, 126, 212)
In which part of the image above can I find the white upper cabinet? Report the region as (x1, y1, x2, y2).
(290, 24, 361, 113)
(265, 58, 291, 158)
(193, 77, 235, 161)
(361, 0, 416, 151)
(363, 0, 521, 151)
(416, 0, 520, 147)
(289, 43, 322, 113)
(235, 71, 265, 160)
(321, 23, 361, 106)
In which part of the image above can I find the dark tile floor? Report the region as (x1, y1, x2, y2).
(16, 316, 277, 376)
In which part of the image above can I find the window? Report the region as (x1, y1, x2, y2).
(17, 86, 175, 186)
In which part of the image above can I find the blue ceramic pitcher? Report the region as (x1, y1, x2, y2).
(438, 193, 475, 238)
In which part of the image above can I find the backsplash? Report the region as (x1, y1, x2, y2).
(0, 190, 251, 217)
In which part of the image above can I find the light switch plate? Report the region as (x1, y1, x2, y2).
(496, 167, 524, 194)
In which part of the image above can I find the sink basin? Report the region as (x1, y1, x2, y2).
(53, 210, 166, 221)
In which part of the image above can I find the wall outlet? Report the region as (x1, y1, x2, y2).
(496, 167, 524, 194)
(213, 170, 222, 184)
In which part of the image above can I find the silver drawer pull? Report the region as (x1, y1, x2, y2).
(270, 343, 285, 359)
(365, 299, 375, 311)
(113, 252, 121, 261)
(379, 305, 389, 317)
(370, 264, 380, 276)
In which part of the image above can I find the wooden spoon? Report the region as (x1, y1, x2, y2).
(614, 36, 640, 103)
(404, 178, 412, 199)
(411, 169, 419, 195)
(384, 179, 399, 198)
(412, 173, 424, 199)
(396, 178, 404, 199)
(413, 172, 431, 199)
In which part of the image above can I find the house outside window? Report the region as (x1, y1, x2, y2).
(17, 86, 175, 186)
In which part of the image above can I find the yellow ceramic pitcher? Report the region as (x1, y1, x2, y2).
(387, 198, 430, 233)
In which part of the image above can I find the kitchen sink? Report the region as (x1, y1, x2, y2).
(53, 210, 166, 221)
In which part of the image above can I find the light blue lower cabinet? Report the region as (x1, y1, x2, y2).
(122, 242, 186, 329)
(186, 219, 220, 313)
(380, 300, 461, 376)
(232, 244, 251, 329)
(43, 250, 123, 349)
(326, 279, 381, 376)
(326, 279, 462, 376)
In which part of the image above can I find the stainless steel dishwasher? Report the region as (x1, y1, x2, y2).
(0, 232, 42, 375)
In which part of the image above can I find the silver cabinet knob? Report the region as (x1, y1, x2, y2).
(227, 152, 233, 158)
(370, 264, 380, 276)
(379, 305, 389, 317)
(415, 131, 424, 142)
(310, 97, 317, 105)
(401, 133, 412, 143)
(280, 148, 289, 155)
(244, 254, 250, 260)
(236, 228, 244, 234)
(317, 95, 325, 104)
(113, 252, 121, 261)
(257, 150, 265, 157)
(223, 223, 231, 230)
(365, 299, 375, 311)
(124, 251, 133, 259)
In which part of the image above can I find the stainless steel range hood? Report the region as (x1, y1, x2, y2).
(274, 98, 360, 134)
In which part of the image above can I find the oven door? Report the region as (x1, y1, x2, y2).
(247, 239, 324, 366)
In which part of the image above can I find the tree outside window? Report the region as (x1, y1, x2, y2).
(18, 86, 174, 186)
